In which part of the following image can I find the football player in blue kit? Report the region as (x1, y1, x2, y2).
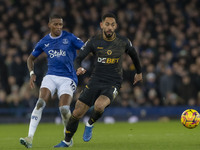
(19, 14, 84, 148)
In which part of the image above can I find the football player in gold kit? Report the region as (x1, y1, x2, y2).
(54, 13, 143, 148)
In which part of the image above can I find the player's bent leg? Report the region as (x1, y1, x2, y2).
(19, 137, 33, 148)
(20, 88, 51, 148)
(94, 95, 111, 112)
(59, 105, 71, 134)
(64, 100, 89, 142)
(83, 95, 109, 142)
(19, 98, 46, 148)
(59, 94, 73, 134)
(28, 98, 46, 138)
(83, 109, 103, 142)
(54, 100, 89, 147)
(73, 100, 90, 119)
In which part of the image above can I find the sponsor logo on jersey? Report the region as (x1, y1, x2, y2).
(97, 47, 104, 49)
(63, 39, 68, 44)
(97, 57, 119, 64)
(48, 49, 66, 58)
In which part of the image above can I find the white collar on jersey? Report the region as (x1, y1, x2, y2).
(49, 31, 63, 39)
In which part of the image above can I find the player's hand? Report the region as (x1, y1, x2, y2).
(133, 73, 143, 85)
(76, 67, 86, 75)
(29, 74, 36, 89)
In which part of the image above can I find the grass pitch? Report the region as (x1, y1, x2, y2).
(0, 121, 200, 150)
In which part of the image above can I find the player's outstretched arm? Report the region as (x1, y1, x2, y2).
(27, 54, 37, 89)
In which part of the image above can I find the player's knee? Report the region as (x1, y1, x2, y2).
(36, 98, 46, 110)
(73, 109, 84, 119)
(59, 105, 70, 119)
(94, 104, 105, 112)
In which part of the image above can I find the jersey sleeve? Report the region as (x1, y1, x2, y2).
(125, 39, 142, 74)
(74, 39, 93, 69)
(71, 34, 84, 49)
(31, 41, 43, 57)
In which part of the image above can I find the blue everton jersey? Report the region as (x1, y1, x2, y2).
(31, 30, 84, 85)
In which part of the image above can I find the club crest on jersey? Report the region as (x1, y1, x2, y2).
(63, 39, 68, 44)
(107, 50, 112, 55)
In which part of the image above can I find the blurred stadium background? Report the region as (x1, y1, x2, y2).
(0, 0, 200, 123)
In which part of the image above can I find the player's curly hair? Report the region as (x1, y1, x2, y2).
(101, 13, 117, 22)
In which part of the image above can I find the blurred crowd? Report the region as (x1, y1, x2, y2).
(0, 0, 200, 110)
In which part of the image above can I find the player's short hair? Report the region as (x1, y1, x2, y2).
(49, 14, 62, 22)
(101, 13, 117, 22)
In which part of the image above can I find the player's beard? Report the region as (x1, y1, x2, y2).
(104, 30, 113, 38)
